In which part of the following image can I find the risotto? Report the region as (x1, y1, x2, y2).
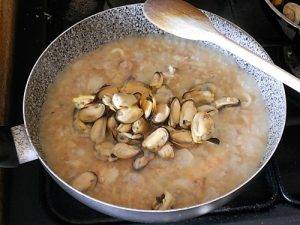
(39, 36, 268, 210)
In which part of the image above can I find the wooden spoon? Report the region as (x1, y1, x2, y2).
(143, 0, 300, 92)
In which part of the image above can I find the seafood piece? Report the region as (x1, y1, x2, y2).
(97, 85, 119, 98)
(78, 103, 105, 122)
(132, 117, 148, 134)
(150, 72, 164, 89)
(112, 93, 138, 109)
(152, 103, 170, 124)
(191, 112, 215, 143)
(179, 100, 197, 129)
(72, 95, 95, 109)
(71, 172, 97, 192)
(168, 97, 181, 127)
(158, 143, 175, 159)
(142, 127, 169, 151)
(115, 106, 143, 123)
(152, 191, 175, 210)
(213, 97, 240, 110)
(133, 151, 155, 170)
(90, 117, 107, 143)
(112, 143, 140, 159)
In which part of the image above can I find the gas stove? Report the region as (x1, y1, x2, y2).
(4, 0, 300, 225)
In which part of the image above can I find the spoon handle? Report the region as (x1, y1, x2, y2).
(210, 34, 300, 92)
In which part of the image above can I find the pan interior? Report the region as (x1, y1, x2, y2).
(24, 4, 285, 171)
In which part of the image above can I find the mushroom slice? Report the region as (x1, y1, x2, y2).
(150, 72, 164, 89)
(132, 117, 148, 134)
(94, 141, 114, 161)
(97, 85, 119, 98)
(168, 97, 181, 127)
(72, 95, 95, 109)
(133, 151, 155, 170)
(179, 100, 197, 129)
(112, 143, 140, 159)
(116, 123, 132, 133)
(152, 191, 175, 210)
(239, 92, 252, 108)
(73, 110, 92, 135)
(152, 103, 170, 124)
(115, 106, 143, 124)
(90, 117, 107, 143)
(170, 129, 194, 148)
(158, 143, 175, 159)
(102, 95, 117, 112)
(191, 112, 215, 143)
(182, 90, 214, 104)
(142, 127, 169, 151)
(112, 93, 138, 109)
(197, 105, 218, 116)
(78, 103, 106, 123)
(140, 94, 156, 119)
(213, 97, 240, 110)
(120, 80, 151, 97)
(71, 171, 97, 192)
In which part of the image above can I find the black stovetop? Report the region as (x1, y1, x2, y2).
(4, 0, 300, 225)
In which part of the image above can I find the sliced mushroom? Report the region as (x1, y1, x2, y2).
(112, 143, 140, 159)
(152, 191, 175, 210)
(112, 93, 138, 109)
(213, 97, 240, 110)
(179, 100, 197, 129)
(120, 80, 151, 97)
(133, 151, 155, 170)
(150, 72, 164, 89)
(140, 94, 156, 119)
(90, 117, 107, 143)
(158, 143, 175, 159)
(191, 112, 215, 143)
(115, 106, 144, 123)
(152, 103, 170, 124)
(71, 171, 97, 192)
(95, 141, 114, 161)
(182, 90, 214, 104)
(170, 129, 194, 148)
(132, 117, 148, 134)
(73, 110, 92, 135)
(116, 123, 132, 133)
(78, 103, 105, 123)
(168, 97, 181, 127)
(72, 95, 95, 109)
(142, 127, 169, 151)
(197, 105, 218, 116)
(97, 85, 119, 98)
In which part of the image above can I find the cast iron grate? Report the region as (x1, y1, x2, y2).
(44, 165, 278, 224)
(273, 103, 300, 206)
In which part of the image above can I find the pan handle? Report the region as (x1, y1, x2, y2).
(0, 125, 38, 168)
